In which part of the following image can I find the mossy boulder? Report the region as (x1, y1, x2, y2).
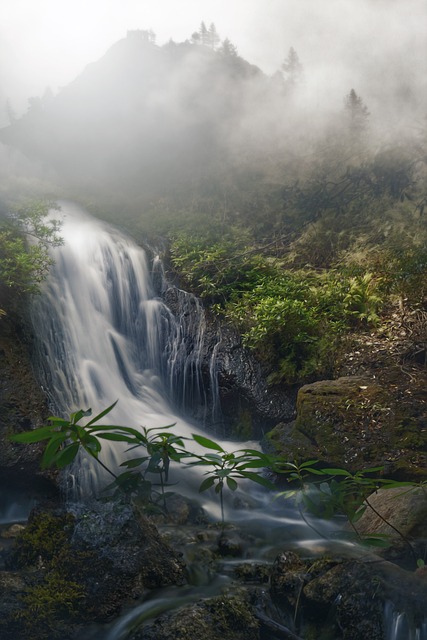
(131, 591, 260, 640)
(4, 500, 186, 639)
(266, 550, 427, 640)
(268, 376, 427, 479)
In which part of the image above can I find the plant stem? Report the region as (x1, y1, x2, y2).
(363, 495, 417, 561)
(220, 484, 225, 527)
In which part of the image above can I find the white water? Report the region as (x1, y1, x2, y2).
(384, 602, 427, 640)
(29, 202, 336, 531)
(31, 201, 223, 498)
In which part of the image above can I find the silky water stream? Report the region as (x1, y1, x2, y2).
(27, 202, 425, 640)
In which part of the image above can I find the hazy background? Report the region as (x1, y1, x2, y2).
(1, 0, 426, 124)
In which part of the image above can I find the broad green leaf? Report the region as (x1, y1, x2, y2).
(85, 401, 118, 427)
(202, 453, 224, 463)
(350, 505, 367, 523)
(300, 459, 320, 468)
(358, 466, 384, 474)
(361, 535, 391, 548)
(70, 408, 92, 424)
(96, 433, 137, 443)
(82, 434, 102, 455)
(239, 471, 276, 489)
(10, 427, 59, 443)
(199, 476, 216, 492)
(237, 460, 266, 469)
(144, 424, 176, 433)
(226, 477, 238, 491)
(120, 457, 149, 468)
(47, 417, 71, 427)
(192, 434, 224, 452)
(53, 442, 80, 468)
(217, 469, 231, 478)
(322, 468, 351, 476)
(41, 433, 68, 468)
(275, 489, 298, 500)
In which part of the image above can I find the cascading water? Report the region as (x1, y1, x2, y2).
(30, 201, 222, 498)
(384, 602, 427, 640)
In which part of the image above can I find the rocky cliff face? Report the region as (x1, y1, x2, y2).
(0, 316, 48, 473)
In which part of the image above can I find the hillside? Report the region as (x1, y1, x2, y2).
(0, 32, 270, 197)
(0, 30, 426, 475)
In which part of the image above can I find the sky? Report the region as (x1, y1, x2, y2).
(0, 0, 426, 121)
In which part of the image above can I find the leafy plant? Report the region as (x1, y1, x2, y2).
(188, 434, 275, 525)
(275, 460, 418, 553)
(341, 272, 383, 326)
(0, 199, 63, 315)
(118, 425, 187, 511)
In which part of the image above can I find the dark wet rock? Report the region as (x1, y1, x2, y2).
(3, 499, 186, 639)
(70, 498, 186, 590)
(234, 562, 270, 584)
(265, 547, 427, 640)
(0, 571, 28, 640)
(305, 558, 427, 640)
(148, 493, 206, 526)
(205, 323, 295, 438)
(268, 376, 427, 480)
(0, 316, 49, 472)
(159, 282, 295, 437)
(130, 590, 260, 640)
(217, 530, 245, 557)
(270, 551, 307, 608)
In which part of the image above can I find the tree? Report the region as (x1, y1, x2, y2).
(219, 38, 238, 57)
(207, 23, 220, 50)
(0, 200, 62, 316)
(199, 21, 209, 46)
(281, 47, 304, 90)
(344, 88, 370, 139)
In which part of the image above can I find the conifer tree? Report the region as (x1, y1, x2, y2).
(344, 88, 370, 138)
(281, 47, 304, 89)
(208, 23, 220, 49)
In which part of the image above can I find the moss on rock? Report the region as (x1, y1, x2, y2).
(268, 376, 427, 480)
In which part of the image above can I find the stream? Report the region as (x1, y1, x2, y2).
(21, 201, 425, 640)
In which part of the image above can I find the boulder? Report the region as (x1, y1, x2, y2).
(268, 376, 427, 479)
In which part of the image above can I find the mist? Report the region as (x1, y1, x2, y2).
(1, 0, 425, 117)
(0, 0, 426, 219)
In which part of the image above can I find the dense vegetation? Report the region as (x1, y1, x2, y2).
(0, 200, 62, 317)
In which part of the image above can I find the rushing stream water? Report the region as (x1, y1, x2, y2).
(25, 201, 425, 640)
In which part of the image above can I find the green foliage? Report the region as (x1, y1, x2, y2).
(169, 231, 272, 303)
(189, 434, 275, 524)
(169, 229, 388, 384)
(13, 512, 75, 568)
(0, 199, 62, 314)
(11, 402, 425, 556)
(116, 425, 187, 511)
(12, 511, 88, 638)
(275, 459, 418, 551)
(10, 403, 274, 524)
(341, 272, 383, 326)
(18, 572, 84, 637)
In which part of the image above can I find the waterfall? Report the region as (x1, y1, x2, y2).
(30, 201, 221, 496)
(384, 602, 427, 640)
